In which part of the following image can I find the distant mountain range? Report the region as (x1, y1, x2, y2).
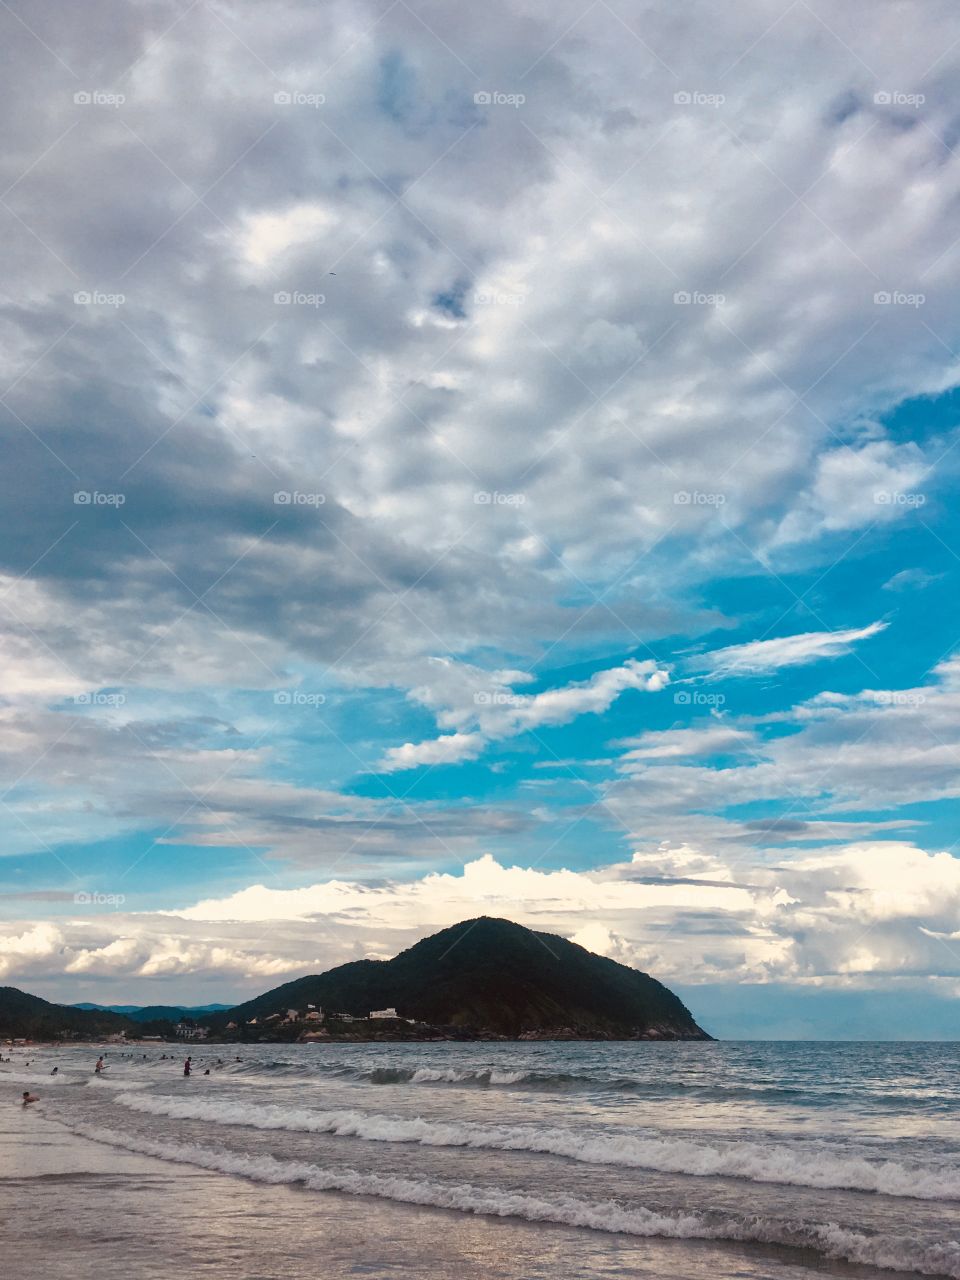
(217, 917, 711, 1039)
(1, 918, 710, 1041)
(73, 1002, 231, 1022)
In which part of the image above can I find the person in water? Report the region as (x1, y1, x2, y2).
(94, 1056, 104, 1073)
(50, 1067, 58, 1075)
(22, 1092, 39, 1105)
(183, 1057, 192, 1076)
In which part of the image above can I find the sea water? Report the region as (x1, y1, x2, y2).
(2, 1040, 959, 1279)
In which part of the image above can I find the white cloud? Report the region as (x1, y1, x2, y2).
(235, 204, 337, 271)
(608, 657, 960, 853)
(883, 568, 943, 592)
(379, 732, 485, 772)
(773, 440, 931, 544)
(6, 842, 960, 1005)
(695, 621, 887, 677)
(617, 725, 752, 760)
(1, 0, 958, 722)
(378, 659, 668, 771)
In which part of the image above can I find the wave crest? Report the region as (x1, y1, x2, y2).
(113, 1092, 960, 1202)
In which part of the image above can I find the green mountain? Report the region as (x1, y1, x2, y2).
(0, 987, 136, 1039)
(220, 917, 711, 1039)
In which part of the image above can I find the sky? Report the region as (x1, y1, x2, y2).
(1, 0, 960, 1039)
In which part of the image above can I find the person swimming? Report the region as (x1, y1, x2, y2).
(22, 1092, 39, 1105)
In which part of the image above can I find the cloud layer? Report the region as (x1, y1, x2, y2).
(1, 0, 959, 1029)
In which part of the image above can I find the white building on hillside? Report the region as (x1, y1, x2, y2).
(369, 1007, 399, 1019)
(175, 1023, 209, 1040)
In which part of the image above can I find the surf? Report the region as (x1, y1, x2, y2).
(64, 1121, 960, 1280)
(113, 1092, 960, 1201)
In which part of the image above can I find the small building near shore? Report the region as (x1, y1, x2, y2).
(175, 1023, 209, 1040)
(369, 1008, 399, 1020)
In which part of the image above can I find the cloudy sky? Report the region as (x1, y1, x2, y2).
(2, 0, 960, 1038)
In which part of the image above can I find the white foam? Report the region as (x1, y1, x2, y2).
(0, 1069, 151, 1091)
(112, 1092, 960, 1202)
(65, 1121, 960, 1279)
(408, 1067, 529, 1085)
(88, 1076, 152, 1091)
(0, 1069, 77, 1087)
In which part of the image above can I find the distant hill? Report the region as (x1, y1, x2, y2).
(219, 917, 711, 1039)
(0, 987, 135, 1039)
(73, 1002, 230, 1022)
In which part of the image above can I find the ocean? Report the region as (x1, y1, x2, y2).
(2, 1040, 959, 1279)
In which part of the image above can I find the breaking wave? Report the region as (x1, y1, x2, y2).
(234, 1062, 948, 1109)
(114, 1092, 960, 1201)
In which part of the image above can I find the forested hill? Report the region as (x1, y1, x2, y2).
(220, 917, 711, 1039)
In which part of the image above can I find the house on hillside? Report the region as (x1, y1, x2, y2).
(369, 1007, 399, 1020)
(175, 1023, 208, 1040)
(304, 1010, 322, 1022)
